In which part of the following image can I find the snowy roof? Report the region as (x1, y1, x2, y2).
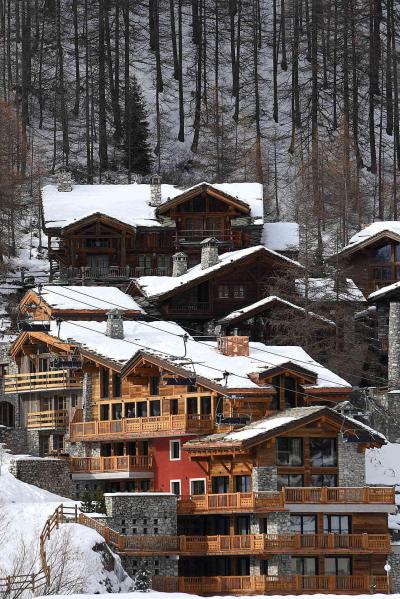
(42, 181, 264, 231)
(218, 295, 335, 326)
(134, 246, 303, 300)
(338, 221, 400, 255)
(366, 442, 400, 486)
(35, 321, 349, 392)
(185, 406, 384, 448)
(261, 222, 299, 252)
(29, 285, 144, 313)
(368, 280, 400, 302)
(295, 278, 366, 303)
(42, 183, 183, 229)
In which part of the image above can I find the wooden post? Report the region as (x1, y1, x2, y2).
(321, 486, 328, 503)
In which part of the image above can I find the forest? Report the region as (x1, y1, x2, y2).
(0, 0, 399, 257)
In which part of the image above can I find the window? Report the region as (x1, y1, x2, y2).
(218, 285, 230, 298)
(277, 474, 304, 489)
(186, 396, 198, 414)
(233, 285, 245, 298)
(170, 440, 181, 461)
(140, 480, 150, 491)
(236, 516, 251, 535)
(212, 476, 229, 493)
(324, 557, 351, 576)
(323, 515, 351, 534)
(292, 557, 318, 575)
(200, 396, 211, 414)
(150, 400, 161, 417)
(290, 515, 317, 534)
(136, 401, 147, 417)
(276, 438, 303, 465)
(86, 238, 110, 248)
(101, 368, 109, 398)
(372, 244, 392, 262)
(310, 438, 337, 467)
(112, 403, 122, 420)
(190, 479, 206, 495)
(154, 527, 158, 534)
(149, 376, 159, 396)
(112, 373, 122, 398)
(170, 480, 181, 495)
(71, 395, 78, 408)
(311, 474, 337, 487)
(234, 475, 251, 493)
(170, 398, 179, 415)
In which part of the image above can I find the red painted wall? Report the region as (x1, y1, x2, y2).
(152, 436, 207, 496)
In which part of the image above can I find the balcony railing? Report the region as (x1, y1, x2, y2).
(70, 455, 153, 473)
(4, 370, 82, 394)
(284, 486, 395, 505)
(27, 409, 68, 430)
(69, 414, 213, 441)
(63, 266, 172, 281)
(176, 230, 234, 244)
(178, 492, 285, 514)
(152, 574, 390, 595)
(165, 302, 210, 314)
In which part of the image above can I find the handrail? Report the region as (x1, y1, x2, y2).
(70, 455, 153, 473)
(4, 370, 82, 394)
(283, 486, 396, 505)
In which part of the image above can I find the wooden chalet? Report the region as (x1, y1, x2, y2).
(330, 222, 400, 296)
(128, 242, 304, 331)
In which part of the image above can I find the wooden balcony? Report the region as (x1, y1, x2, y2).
(165, 302, 210, 314)
(70, 455, 153, 473)
(178, 492, 285, 514)
(27, 409, 68, 430)
(4, 370, 82, 394)
(176, 230, 234, 244)
(284, 486, 395, 505)
(69, 414, 213, 441)
(120, 533, 389, 557)
(152, 574, 390, 595)
(64, 266, 172, 281)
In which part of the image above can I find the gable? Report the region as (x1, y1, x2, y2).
(62, 212, 137, 235)
(157, 184, 251, 216)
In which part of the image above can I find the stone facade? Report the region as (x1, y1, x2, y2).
(200, 238, 219, 269)
(56, 171, 73, 192)
(83, 372, 93, 421)
(388, 301, 400, 390)
(9, 457, 75, 498)
(106, 309, 124, 339)
(252, 466, 277, 492)
(389, 552, 400, 593)
(172, 252, 188, 277)
(337, 434, 366, 487)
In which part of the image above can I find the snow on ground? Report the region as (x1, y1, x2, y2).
(36, 594, 398, 599)
(0, 451, 132, 593)
(366, 443, 400, 487)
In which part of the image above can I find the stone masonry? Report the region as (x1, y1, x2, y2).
(200, 237, 219, 269)
(252, 465, 277, 491)
(9, 457, 75, 498)
(104, 492, 178, 578)
(337, 434, 365, 487)
(172, 252, 188, 277)
(82, 372, 93, 421)
(106, 309, 124, 339)
(387, 301, 400, 441)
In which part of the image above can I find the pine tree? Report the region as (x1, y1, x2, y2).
(80, 488, 95, 512)
(125, 77, 153, 176)
(94, 488, 106, 513)
(133, 562, 152, 592)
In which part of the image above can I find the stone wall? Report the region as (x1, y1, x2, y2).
(252, 466, 277, 491)
(337, 435, 366, 487)
(389, 552, 400, 593)
(9, 457, 75, 498)
(0, 427, 40, 456)
(83, 372, 93, 421)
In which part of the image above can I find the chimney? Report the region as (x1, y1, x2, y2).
(56, 170, 73, 192)
(172, 252, 188, 277)
(201, 237, 219, 270)
(218, 335, 249, 357)
(106, 309, 124, 339)
(149, 173, 162, 206)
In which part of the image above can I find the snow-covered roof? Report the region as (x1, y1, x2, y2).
(218, 295, 335, 325)
(261, 222, 299, 252)
(339, 221, 400, 255)
(295, 278, 366, 303)
(368, 280, 400, 302)
(30, 285, 144, 313)
(38, 321, 349, 391)
(42, 181, 264, 230)
(134, 246, 303, 299)
(42, 183, 183, 229)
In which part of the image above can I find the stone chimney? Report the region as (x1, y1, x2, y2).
(56, 170, 73, 192)
(149, 174, 162, 206)
(106, 309, 124, 339)
(218, 335, 249, 357)
(172, 252, 188, 277)
(201, 237, 219, 270)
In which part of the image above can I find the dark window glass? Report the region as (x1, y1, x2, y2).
(323, 515, 351, 534)
(112, 404, 122, 420)
(186, 397, 198, 414)
(171, 481, 181, 495)
(277, 474, 304, 489)
(290, 515, 317, 534)
(170, 440, 181, 460)
(292, 557, 317, 575)
(112, 373, 122, 398)
(310, 438, 337, 466)
(101, 368, 109, 398)
(125, 403, 135, 418)
(372, 244, 392, 262)
(200, 396, 211, 414)
(284, 376, 297, 408)
(311, 474, 337, 487)
(276, 438, 303, 465)
(191, 479, 206, 495)
(149, 376, 159, 396)
(150, 400, 161, 417)
(236, 516, 251, 535)
(234, 475, 251, 493)
(140, 480, 150, 491)
(100, 404, 109, 421)
(86, 238, 110, 248)
(170, 399, 179, 415)
(212, 476, 229, 493)
(396, 244, 400, 262)
(325, 557, 351, 576)
(136, 401, 147, 417)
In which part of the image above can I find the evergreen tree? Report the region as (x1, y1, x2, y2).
(94, 488, 106, 513)
(133, 562, 152, 592)
(125, 77, 153, 176)
(80, 489, 94, 512)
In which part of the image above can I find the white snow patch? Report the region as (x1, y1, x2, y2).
(31, 285, 144, 313)
(296, 278, 366, 303)
(261, 222, 299, 252)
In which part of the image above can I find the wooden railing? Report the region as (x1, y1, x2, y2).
(70, 455, 153, 473)
(166, 302, 210, 314)
(4, 370, 82, 394)
(176, 230, 234, 243)
(66, 266, 172, 280)
(284, 486, 396, 505)
(27, 409, 68, 430)
(70, 414, 213, 440)
(152, 574, 390, 595)
(178, 492, 285, 514)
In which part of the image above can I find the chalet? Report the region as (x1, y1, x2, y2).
(18, 285, 145, 322)
(128, 240, 304, 331)
(43, 176, 300, 284)
(330, 221, 400, 296)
